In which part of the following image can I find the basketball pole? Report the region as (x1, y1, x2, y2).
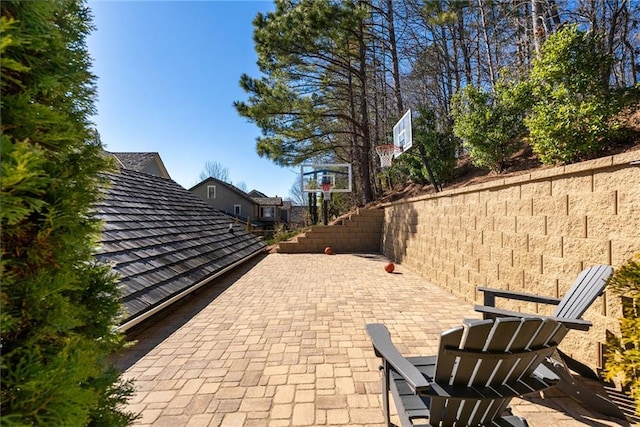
(322, 196, 329, 226)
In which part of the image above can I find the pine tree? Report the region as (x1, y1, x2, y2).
(234, 0, 377, 203)
(1, 1, 137, 424)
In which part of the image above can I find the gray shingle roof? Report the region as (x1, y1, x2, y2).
(110, 152, 158, 171)
(248, 189, 268, 198)
(252, 197, 283, 206)
(95, 169, 267, 329)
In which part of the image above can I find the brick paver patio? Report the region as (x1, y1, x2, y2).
(117, 253, 630, 426)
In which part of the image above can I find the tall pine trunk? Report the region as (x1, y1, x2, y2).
(357, 11, 374, 204)
(387, 0, 403, 113)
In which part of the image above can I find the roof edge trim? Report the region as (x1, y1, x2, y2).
(116, 247, 266, 332)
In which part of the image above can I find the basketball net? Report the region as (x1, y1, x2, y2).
(320, 182, 333, 201)
(376, 144, 397, 168)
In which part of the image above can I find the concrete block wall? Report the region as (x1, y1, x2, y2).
(276, 208, 384, 254)
(382, 150, 640, 370)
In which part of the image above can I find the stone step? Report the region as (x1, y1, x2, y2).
(276, 208, 384, 254)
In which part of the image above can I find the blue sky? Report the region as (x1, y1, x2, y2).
(87, 0, 299, 198)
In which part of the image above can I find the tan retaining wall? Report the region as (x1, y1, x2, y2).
(382, 150, 640, 370)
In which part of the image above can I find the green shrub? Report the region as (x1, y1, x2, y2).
(266, 224, 301, 245)
(525, 25, 617, 165)
(411, 108, 458, 184)
(451, 82, 528, 173)
(603, 253, 640, 415)
(1, 1, 137, 425)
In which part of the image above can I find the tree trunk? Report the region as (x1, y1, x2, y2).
(621, 4, 638, 85)
(547, 0, 562, 30)
(371, 36, 382, 196)
(347, 56, 361, 202)
(387, 0, 403, 114)
(358, 10, 374, 204)
(457, 11, 472, 87)
(478, 0, 496, 90)
(513, 0, 530, 78)
(531, 0, 545, 56)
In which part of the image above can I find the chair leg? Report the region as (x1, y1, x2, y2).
(544, 357, 626, 420)
(380, 362, 392, 427)
(557, 349, 599, 380)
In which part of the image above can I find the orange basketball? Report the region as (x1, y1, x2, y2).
(384, 262, 395, 273)
(324, 246, 333, 255)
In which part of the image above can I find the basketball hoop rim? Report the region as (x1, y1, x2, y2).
(376, 144, 398, 168)
(320, 182, 333, 199)
(375, 144, 399, 155)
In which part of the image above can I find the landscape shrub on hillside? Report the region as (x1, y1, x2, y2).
(451, 81, 529, 173)
(526, 25, 619, 165)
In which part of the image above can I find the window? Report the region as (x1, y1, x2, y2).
(260, 206, 275, 219)
(207, 185, 216, 199)
(234, 204, 241, 216)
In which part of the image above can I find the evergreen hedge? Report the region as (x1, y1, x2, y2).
(1, 1, 137, 425)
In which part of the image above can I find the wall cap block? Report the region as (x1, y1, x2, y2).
(381, 149, 640, 209)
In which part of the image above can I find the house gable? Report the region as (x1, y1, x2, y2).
(190, 177, 257, 222)
(110, 151, 171, 179)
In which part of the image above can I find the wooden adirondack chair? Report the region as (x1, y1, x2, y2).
(474, 264, 613, 332)
(474, 264, 625, 419)
(366, 317, 567, 427)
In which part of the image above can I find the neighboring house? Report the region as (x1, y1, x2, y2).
(289, 205, 310, 228)
(110, 151, 171, 179)
(95, 168, 267, 330)
(252, 196, 285, 224)
(247, 190, 268, 198)
(190, 177, 288, 228)
(281, 201, 292, 224)
(190, 177, 258, 224)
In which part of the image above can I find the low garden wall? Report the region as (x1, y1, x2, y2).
(382, 150, 640, 370)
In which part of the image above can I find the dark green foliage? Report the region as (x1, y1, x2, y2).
(411, 108, 457, 184)
(451, 81, 529, 173)
(1, 1, 137, 425)
(604, 253, 640, 415)
(325, 192, 350, 221)
(526, 25, 618, 165)
(388, 155, 432, 186)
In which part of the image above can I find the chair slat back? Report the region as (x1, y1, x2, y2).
(430, 317, 565, 426)
(554, 265, 613, 319)
(433, 326, 464, 384)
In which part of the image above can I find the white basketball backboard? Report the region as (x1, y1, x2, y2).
(300, 163, 352, 193)
(393, 109, 413, 157)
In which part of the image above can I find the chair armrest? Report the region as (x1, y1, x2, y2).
(473, 305, 592, 331)
(477, 286, 562, 307)
(365, 324, 431, 393)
